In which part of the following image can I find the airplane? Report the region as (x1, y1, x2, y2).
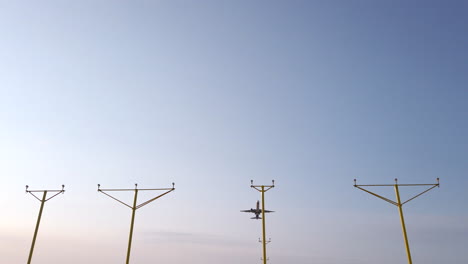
(241, 200, 274, 219)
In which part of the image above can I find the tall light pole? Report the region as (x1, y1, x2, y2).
(250, 180, 275, 264)
(97, 183, 175, 264)
(354, 178, 439, 264)
(25, 185, 65, 264)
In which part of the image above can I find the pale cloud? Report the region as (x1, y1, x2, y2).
(140, 230, 247, 247)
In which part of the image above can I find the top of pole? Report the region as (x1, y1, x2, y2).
(354, 178, 440, 187)
(97, 183, 176, 210)
(26, 185, 65, 193)
(98, 183, 175, 192)
(353, 178, 440, 206)
(25, 185, 65, 202)
(251, 180, 275, 191)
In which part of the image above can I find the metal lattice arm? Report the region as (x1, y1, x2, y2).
(354, 185, 398, 206)
(136, 188, 175, 210)
(401, 181, 439, 205)
(98, 190, 133, 209)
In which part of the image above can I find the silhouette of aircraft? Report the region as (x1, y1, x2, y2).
(241, 200, 274, 219)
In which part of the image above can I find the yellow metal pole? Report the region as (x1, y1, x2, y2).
(27, 191, 47, 264)
(395, 184, 412, 264)
(126, 189, 138, 264)
(261, 186, 267, 264)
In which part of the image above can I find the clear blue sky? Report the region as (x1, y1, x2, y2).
(1, 1, 467, 263)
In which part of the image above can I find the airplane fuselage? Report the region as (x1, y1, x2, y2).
(241, 200, 274, 220)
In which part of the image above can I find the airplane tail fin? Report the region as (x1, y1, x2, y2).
(251, 216, 261, 219)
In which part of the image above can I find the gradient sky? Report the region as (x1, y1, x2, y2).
(1, 1, 467, 263)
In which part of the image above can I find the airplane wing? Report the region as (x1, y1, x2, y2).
(240, 209, 254, 213)
(263, 210, 274, 213)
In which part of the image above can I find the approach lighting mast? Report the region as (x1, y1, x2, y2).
(25, 185, 65, 264)
(354, 178, 440, 264)
(250, 180, 275, 264)
(97, 183, 175, 264)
